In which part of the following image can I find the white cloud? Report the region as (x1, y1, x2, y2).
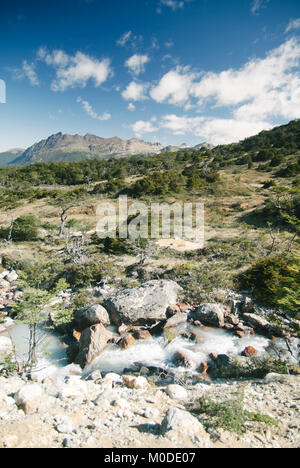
(150, 67, 196, 105)
(165, 40, 174, 48)
(125, 54, 150, 75)
(131, 120, 158, 137)
(158, 1, 185, 12)
(117, 31, 133, 47)
(77, 96, 111, 121)
(38, 47, 69, 67)
(151, 37, 160, 50)
(122, 81, 148, 101)
(39, 48, 112, 92)
(192, 38, 300, 121)
(12, 60, 40, 86)
(149, 39, 300, 124)
(21, 60, 40, 86)
(251, 0, 269, 16)
(160, 114, 271, 144)
(285, 18, 300, 33)
(192, 118, 272, 145)
(128, 103, 136, 111)
(161, 114, 204, 135)
(152, 38, 300, 144)
(116, 31, 143, 49)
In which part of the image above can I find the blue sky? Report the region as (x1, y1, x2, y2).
(0, 0, 300, 152)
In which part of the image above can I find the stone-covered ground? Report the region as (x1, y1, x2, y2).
(0, 371, 299, 449)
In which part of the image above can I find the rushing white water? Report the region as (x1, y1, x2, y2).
(84, 324, 298, 377)
(5, 321, 299, 381)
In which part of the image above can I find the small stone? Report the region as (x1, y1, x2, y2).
(56, 417, 73, 434)
(144, 406, 160, 419)
(118, 334, 136, 350)
(85, 370, 102, 381)
(165, 384, 188, 400)
(242, 346, 257, 357)
(199, 362, 209, 374)
(124, 376, 149, 390)
(134, 329, 152, 340)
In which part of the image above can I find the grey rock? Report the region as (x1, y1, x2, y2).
(104, 280, 182, 326)
(264, 373, 300, 384)
(85, 370, 102, 382)
(241, 297, 255, 314)
(193, 303, 227, 328)
(74, 304, 110, 331)
(165, 384, 188, 400)
(243, 313, 284, 337)
(14, 383, 44, 413)
(4, 270, 18, 282)
(144, 406, 160, 419)
(161, 407, 208, 438)
(55, 416, 73, 434)
(163, 312, 187, 330)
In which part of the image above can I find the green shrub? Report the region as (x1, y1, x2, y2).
(238, 255, 300, 316)
(187, 389, 277, 435)
(0, 215, 39, 242)
(65, 262, 103, 287)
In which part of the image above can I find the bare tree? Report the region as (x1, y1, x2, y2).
(58, 205, 77, 238)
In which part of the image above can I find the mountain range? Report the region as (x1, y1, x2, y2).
(0, 133, 213, 166)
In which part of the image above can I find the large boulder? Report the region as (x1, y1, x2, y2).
(14, 383, 44, 414)
(193, 303, 226, 328)
(242, 313, 284, 337)
(75, 324, 114, 368)
(74, 304, 110, 331)
(104, 280, 182, 326)
(163, 312, 187, 330)
(160, 407, 211, 446)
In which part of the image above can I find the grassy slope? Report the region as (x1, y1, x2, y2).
(0, 120, 299, 309)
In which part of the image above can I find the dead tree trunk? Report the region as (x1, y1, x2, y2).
(58, 206, 75, 238)
(7, 217, 15, 243)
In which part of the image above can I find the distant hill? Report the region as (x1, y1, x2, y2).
(0, 148, 24, 166)
(5, 132, 213, 166)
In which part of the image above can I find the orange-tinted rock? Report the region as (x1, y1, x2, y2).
(194, 321, 203, 328)
(124, 375, 148, 389)
(235, 331, 244, 338)
(118, 324, 128, 335)
(166, 304, 180, 316)
(73, 329, 81, 342)
(135, 329, 152, 340)
(75, 324, 114, 368)
(177, 302, 190, 312)
(242, 346, 257, 357)
(172, 351, 191, 368)
(118, 334, 136, 350)
(199, 361, 209, 374)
